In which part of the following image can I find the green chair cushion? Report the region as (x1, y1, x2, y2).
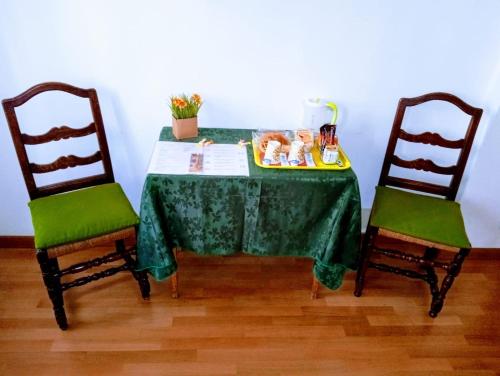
(370, 186, 470, 249)
(28, 183, 139, 249)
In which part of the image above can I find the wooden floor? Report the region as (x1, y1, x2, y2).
(0, 246, 499, 375)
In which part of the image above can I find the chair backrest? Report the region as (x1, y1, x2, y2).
(2, 82, 115, 200)
(379, 92, 482, 201)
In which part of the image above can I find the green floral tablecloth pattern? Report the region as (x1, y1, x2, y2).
(137, 127, 361, 290)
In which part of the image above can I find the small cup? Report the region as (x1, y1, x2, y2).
(295, 129, 314, 152)
(263, 140, 281, 165)
(288, 140, 305, 166)
(322, 144, 339, 164)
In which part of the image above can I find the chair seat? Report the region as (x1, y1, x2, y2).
(370, 186, 470, 249)
(28, 183, 139, 249)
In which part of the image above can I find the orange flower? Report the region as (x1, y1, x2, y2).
(191, 94, 202, 105)
(176, 98, 187, 108)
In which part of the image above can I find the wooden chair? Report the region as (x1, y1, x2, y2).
(2, 82, 150, 329)
(354, 92, 482, 318)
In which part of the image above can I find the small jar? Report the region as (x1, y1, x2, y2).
(322, 144, 339, 164)
(319, 123, 336, 153)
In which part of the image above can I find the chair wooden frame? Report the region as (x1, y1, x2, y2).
(354, 92, 482, 318)
(2, 82, 150, 329)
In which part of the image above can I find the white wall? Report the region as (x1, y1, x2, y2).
(461, 58, 500, 246)
(1, 0, 499, 246)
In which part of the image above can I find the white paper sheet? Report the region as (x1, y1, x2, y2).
(147, 141, 249, 176)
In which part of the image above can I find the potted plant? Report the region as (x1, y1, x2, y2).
(170, 94, 203, 139)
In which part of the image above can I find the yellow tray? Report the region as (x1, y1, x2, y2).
(252, 142, 351, 170)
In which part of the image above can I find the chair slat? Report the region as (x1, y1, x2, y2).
(21, 123, 96, 145)
(29, 151, 102, 173)
(33, 173, 110, 199)
(400, 92, 482, 116)
(391, 155, 457, 175)
(384, 176, 450, 196)
(2, 82, 92, 107)
(398, 129, 464, 149)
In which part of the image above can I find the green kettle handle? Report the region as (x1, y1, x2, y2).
(326, 102, 338, 125)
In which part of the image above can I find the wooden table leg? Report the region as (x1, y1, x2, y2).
(171, 273, 179, 298)
(171, 247, 180, 298)
(311, 276, 319, 299)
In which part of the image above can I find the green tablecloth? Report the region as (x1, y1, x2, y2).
(137, 127, 361, 290)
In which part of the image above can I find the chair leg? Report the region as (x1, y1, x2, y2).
(116, 240, 150, 300)
(422, 247, 440, 300)
(137, 270, 151, 300)
(429, 248, 470, 318)
(354, 226, 377, 297)
(36, 249, 68, 330)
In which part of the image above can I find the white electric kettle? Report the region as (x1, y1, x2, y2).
(301, 98, 338, 129)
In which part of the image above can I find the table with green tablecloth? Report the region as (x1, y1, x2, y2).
(137, 127, 361, 290)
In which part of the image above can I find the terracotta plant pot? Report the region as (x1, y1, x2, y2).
(172, 117, 198, 140)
